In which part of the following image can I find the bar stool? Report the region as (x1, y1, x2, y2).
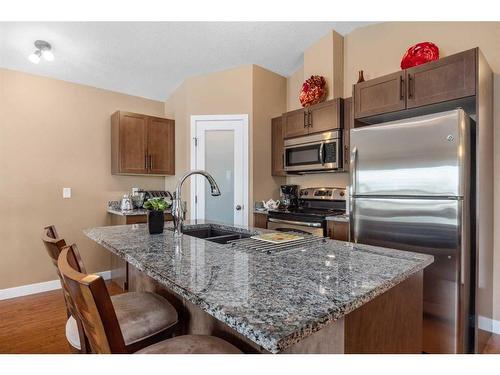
(58, 245, 242, 354)
(42, 225, 179, 353)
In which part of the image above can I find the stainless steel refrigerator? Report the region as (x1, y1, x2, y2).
(349, 109, 473, 354)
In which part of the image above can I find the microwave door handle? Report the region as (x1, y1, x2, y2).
(319, 142, 325, 165)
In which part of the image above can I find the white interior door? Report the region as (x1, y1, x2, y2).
(191, 115, 249, 226)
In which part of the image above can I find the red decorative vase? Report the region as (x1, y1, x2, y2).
(400, 42, 439, 70)
(299, 75, 327, 107)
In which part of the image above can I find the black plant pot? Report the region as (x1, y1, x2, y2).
(147, 210, 164, 234)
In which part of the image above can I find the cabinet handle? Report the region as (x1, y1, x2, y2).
(399, 75, 405, 100)
(149, 155, 153, 170)
(308, 110, 312, 127)
(408, 73, 413, 99)
(303, 111, 307, 128)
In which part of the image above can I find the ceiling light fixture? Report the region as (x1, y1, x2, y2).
(28, 40, 54, 64)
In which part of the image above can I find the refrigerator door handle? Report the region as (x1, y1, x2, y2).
(350, 147, 358, 197)
(349, 147, 358, 243)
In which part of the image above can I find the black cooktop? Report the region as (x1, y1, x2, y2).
(268, 207, 345, 219)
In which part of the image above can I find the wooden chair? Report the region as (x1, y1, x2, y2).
(58, 245, 242, 354)
(42, 225, 89, 353)
(43, 226, 180, 354)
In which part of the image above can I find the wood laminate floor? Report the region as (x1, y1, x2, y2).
(0, 281, 122, 354)
(0, 283, 499, 354)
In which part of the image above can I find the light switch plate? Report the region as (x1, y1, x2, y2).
(63, 187, 71, 199)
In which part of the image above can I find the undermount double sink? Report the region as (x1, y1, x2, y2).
(179, 225, 252, 244)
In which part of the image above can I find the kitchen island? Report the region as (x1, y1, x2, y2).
(85, 221, 433, 354)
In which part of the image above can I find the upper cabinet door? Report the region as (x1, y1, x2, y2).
(148, 117, 175, 175)
(117, 112, 148, 174)
(271, 116, 285, 176)
(283, 107, 308, 138)
(406, 49, 476, 109)
(354, 71, 406, 119)
(308, 98, 342, 134)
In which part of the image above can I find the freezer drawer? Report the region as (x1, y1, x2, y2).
(351, 197, 470, 353)
(350, 109, 470, 197)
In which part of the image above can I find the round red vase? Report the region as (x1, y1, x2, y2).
(400, 42, 439, 70)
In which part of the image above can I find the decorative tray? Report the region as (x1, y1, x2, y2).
(250, 232, 304, 244)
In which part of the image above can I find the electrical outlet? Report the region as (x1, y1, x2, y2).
(63, 187, 71, 199)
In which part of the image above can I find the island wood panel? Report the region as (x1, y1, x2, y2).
(344, 271, 423, 354)
(126, 262, 424, 354)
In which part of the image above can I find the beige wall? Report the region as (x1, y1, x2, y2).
(0, 68, 166, 289)
(164, 64, 287, 224)
(252, 65, 287, 204)
(164, 65, 253, 219)
(286, 66, 303, 112)
(304, 30, 344, 101)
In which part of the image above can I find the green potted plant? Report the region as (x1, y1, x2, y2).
(143, 198, 171, 234)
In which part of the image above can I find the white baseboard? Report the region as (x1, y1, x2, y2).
(0, 270, 111, 301)
(478, 315, 500, 334)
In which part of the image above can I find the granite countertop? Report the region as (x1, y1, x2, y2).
(253, 210, 268, 215)
(85, 221, 433, 353)
(107, 201, 171, 216)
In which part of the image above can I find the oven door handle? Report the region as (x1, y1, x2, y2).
(268, 218, 322, 228)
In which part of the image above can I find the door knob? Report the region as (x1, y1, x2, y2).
(235, 205, 242, 211)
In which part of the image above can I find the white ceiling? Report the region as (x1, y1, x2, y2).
(0, 22, 375, 101)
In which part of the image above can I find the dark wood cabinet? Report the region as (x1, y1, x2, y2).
(283, 99, 343, 139)
(354, 49, 477, 120)
(327, 220, 349, 241)
(283, 107, 308, 138)
(308, 98, 342, 134)
(148, 117, 175, 175)
(271, 116, 285, 176)
(406, 48, 476, 109)
(354, 71, 406, 119)
(253, 213, 268, 229)
(112, 111, 175, 176)
(342, 97, 353, 172)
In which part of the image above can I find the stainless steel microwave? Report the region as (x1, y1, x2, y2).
(284, 130, 342, 173)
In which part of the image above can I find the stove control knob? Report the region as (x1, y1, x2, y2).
(303, 191, 308, 196)
(339, 191, 345, 197)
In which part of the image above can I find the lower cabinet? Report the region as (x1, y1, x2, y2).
(327, 220, 349, 241)
(253, 213, 268, 229)
(109, 213, 173, 290)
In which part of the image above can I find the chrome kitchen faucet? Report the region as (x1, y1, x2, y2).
(172, 170, 221, 237)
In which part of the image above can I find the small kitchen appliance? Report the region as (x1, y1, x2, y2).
(279, 184, 299, 209)
(284, 130, 342, 173)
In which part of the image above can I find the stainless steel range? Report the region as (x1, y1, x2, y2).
(267, 187, 346, 237)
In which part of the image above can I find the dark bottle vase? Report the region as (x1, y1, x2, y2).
(147, 210, 164, 234)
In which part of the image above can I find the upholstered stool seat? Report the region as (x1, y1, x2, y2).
(136, 334, 242, 354)
(66, 292, 178, 350)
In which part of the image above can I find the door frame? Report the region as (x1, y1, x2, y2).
(190, 114, 249, 226)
